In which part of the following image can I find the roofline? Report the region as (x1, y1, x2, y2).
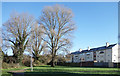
(71, 43, 117, 54)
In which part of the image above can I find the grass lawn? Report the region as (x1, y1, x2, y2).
(24, 65, 120, 76)
(2, 65, 120, 76)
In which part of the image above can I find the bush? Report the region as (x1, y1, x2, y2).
(22, 55, 31, 67)
(3, 56, 18, 63)
(33, 60, 44, 66)
(32, 54, 52, 66)
(23, 59, 31, 67)
(2, 62, 22, 69)
(57, 56, 66, 63)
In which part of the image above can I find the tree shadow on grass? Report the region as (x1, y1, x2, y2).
(7, 72, 120, 76)
(26, 68, 120, 72)
(1, 74, 12, 76)
(7, 67, 120, 76)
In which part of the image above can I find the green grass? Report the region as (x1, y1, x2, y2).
(24, 65, 120, 76)
(2, 65, 120, 76)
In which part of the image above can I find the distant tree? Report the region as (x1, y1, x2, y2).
(22, 55, 31, 67)
(0, 27, 3, 69)
(38, 5, 75, 67)
(0, 27, 2, 52)
(57, 55, 66, 63)
(2, 12, 35, 63)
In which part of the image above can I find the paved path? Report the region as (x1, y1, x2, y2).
(8, 67, 29, 76)
(9, 67, 29, 73)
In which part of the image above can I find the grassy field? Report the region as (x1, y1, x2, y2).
(2, 65, 120, 76)
(25, 65, 120, 76)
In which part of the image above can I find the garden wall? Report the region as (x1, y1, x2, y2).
(57, 62, 120, 68)
(57, 61, 94, 67)
(94, 62, 109, 67)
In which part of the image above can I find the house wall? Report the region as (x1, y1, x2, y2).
(70, 44, 119, 63)
(96, 49, 112, 62)
(73, 49, 113, 63)
(73, 54, 80, 63)
(105, 49, 112, 62)
(96, 50, 105, 62)
(73, 53, 86, 63)
(118, 45, 120, 63)
(85, 52, 93, 61)
(79, 53, 86, 62)
(112, 44, 119, 63)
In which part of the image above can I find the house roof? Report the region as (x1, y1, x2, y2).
(71, 44, 116, 54)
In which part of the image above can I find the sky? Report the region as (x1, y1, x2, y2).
(2, 2, 118, 55)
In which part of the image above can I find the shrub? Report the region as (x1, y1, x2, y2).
(3, 56, 18, 63)
(33, 60, 44, 66)
(22, 55, 31, 67)
(2, 62, 22, 69)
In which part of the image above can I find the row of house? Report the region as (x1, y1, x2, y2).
(68, 43, 120, 65)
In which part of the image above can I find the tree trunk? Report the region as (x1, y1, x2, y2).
(51, 54, 56, 67)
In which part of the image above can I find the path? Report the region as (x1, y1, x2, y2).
(9, 67, 29, 73)
(8, 67, 29, 76)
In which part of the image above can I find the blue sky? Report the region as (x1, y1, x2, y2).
(2, 2, 118, 54)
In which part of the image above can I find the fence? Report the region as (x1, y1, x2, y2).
(57, 62, 120, 68)
(57, 61, 94, 67)
(94, 62, 109, 67)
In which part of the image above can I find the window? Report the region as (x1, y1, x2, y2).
(100, 51, 104, 54)
(86, 53, 90, 55)
(94, 58, 96, 60)
(75, 56, 78, 57)
(80, 58, 84, 61)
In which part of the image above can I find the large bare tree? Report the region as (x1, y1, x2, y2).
(2, 12, 35, 63)
(30, 23, 47, 61)
(38, 5, 75, 67)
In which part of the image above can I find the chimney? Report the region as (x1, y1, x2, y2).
(79, 48, 82, 52)
(88, 46, 90, 51)
(106, 42, 109, 47)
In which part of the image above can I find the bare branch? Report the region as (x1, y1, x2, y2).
(38, 4, 75, 67)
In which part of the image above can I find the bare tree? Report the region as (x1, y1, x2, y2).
(0, 27, 2, 52)
(38, 5, 75, 67)
(0, 27, 3, 70)
(30, 23, 47, 61)
(0, 27, 5, 57)
(2, 12, 35, 63)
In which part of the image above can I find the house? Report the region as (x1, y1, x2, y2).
(68, 43, 120, 67)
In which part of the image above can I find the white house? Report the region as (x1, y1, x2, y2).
(70, 43, 120, 64)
